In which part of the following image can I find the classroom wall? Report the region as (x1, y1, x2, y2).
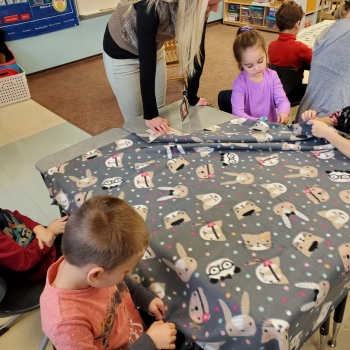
(7, 1, 224, 74)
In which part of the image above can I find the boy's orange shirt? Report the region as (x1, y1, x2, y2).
(268, 33, 312, 70)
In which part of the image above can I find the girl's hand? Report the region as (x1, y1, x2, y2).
(146, 321, 177, 349)
(47, 216, 68, 235)
(148, 297, 165, 320)
(301, 110, 317, 122)
(277, 113, 289, 125)
(33, 225, 56, 249)
(145, 117, 170, 134)
(309, 119, 333, 139)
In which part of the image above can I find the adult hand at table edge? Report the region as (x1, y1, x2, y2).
(148, 297, 165, 320)
(145, 117, 170, 134)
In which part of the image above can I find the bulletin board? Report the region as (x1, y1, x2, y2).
(74, 0, 119, 19)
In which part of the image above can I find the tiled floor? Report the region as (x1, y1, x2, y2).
(0, 99, 349, 349)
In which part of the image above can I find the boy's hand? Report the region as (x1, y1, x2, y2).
(301, 110, 317, 122)
(148, 297, 165, 320)
(47, 216, 68, 235)
(33, 225, 56, 249)
(146, 321, 177, 349)
(277, 113, 289, 125)
(309, 119, 332, 139)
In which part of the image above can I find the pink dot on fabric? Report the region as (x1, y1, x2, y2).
(155, 164, 159, 167)
(278, 247, 283, 251)
(269, 217, 273, 220)
(144, 263, 148, 267)
(300, 291, 306, 297)
(323, 225, 328, 229)
(219, 204, 224, 207)
(182, 303, 186, 308)
(304, 263, 309, 267)
(334, 200, 338, 204)
(221, 283, 225, 287)
(172, 228, 177, 232)
(252, 253, 257, 257)
(326, 241, 331, 245)
(151, 218, 156, 222)
(330, 247, 334, 251)
(233, 304, 238, 311)
(196, 185, 201, 188)
(237, 193, 242, 197)
(205, 332, 209, 338)
(191, 232, 196, 236)
(242, 224, 247, 227)
(215, 307, 220, 312)
(153, 231, 157, 235)
(318, 259, 323, 263)
(284, 286, 289, 291)
(281, 298, 288, 303)
(168, 245, 172, 249)
(206, 252, 210, 256)
(70, 184, 74, 187)
(221, 331, 226, 336)
(310, 227, 314, 231)
(180, 315, 184, 318)
(301, 222, 306, 225)
(256, 213, 260, 216)
(292, 217, 297, 221)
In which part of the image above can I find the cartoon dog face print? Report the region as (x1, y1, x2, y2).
(74, 190, 93, 208)
(134, 160, 155, 170)
(261, 319, 290, 350)
(47, 163, 69, 175)
(256, 258, 289, 284)
(193, 147, 214, 157)
(318, 209, 349, 229)
(250, 120, 270, 133)
(273, 202, 309, 229)
(142, 246, 155, 260)
(189, 287, 210, 324)
(206, 258, 241, 284)
(196, 193, 222, 210)
(311, 149, 335, 159)
(230, 117, 247, 124)
(293, 232, 324, 257)
(256, 154, 279, 166)
(164, 210, 190, 229)
(282, 142, 301, 151)
(147, 283, 165, 299)
(295, 280, 330, 311)
(284, 165, 318, 178)
(326, 170, 350, 182)
(55, 190, 70, 211)
(338, 243, 350, 272)
(261, 183, 287, 198)
(162, 243, 197, 282)
(134, 172, 154, 188)
(251, 133, 273, 143)
(200, 221, 226, 241)
(82, 149, 103, 161)
(69, 169, 98, 189)
(132, 205, 148, 221)
(242, 232, 272, 251)
(115, 139, 133, 150)
(203, 125, 221, 132)
(101, 177, 124, 190)
(196, 164, 215, 179)
(157, 185, 188, 201)
(221, 172, 255, 186)
(340, 190, 350, 204)
(290, 331, 303, 350)
(303, 186, 329, 204)
(167, 156, 189, 173)
(312, 302, 332, 331)
(233, 201, 262, 220)
(218, 294, 257, 336)
(220, 152, 239, 166)
(105, 153, 124, 168)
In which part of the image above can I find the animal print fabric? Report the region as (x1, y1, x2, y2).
(43, 118, 350, 350)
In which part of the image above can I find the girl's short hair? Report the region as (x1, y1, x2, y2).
(334, 1, 350, 19)
(233, 29, 267, 68)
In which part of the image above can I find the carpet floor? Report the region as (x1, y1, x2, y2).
(27, 23, 278, 136)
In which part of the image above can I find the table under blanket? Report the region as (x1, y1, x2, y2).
(42, 118, 350, 350)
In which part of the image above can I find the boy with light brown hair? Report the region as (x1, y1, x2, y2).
(40, 196, 176, 350)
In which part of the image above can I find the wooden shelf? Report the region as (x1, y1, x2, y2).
(223, 19, 279, 32)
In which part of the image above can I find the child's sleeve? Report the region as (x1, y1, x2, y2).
(298, 42, 313, 67)
(231, 77, 256, 120)
(271, 71, 291, 115)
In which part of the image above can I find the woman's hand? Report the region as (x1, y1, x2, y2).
(145, 117, 170, 134)
(277, 113, 289, 125)
(301, 110, 317, 122)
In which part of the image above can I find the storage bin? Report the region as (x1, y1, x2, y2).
(268, 8, 278, 17)
(242, 15, 252, 23)
(252, 17, 264, 26)
(241, 6, 250, 16)
(228, 4, 240, 11)
(249, 6, 264, 18)
(227, 12, 240, 21)
(266, 16, 277, 28)
(0, 67, 31, 107)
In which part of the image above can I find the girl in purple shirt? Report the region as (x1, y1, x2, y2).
(231, 28, 290, 124)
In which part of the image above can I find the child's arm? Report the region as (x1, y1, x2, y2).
(34, 216, 68, 249)
(231, 78, 256, 120)
(298, 42, 312, 67)
(271, 71, 290, 124)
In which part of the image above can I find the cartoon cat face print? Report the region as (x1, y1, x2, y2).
(220, 152, 239, 166)
(256, 258, 289, 284)
(189, 287, 210, 324)
(69, 169, 98, 189)
(134, 172, 154, 188)
(47, 163, 69, 175)
(196, 193, 222, 210)
(273, 202, 309, 228)
(338, 243, 350, 272)
(256, 154, 279, 166)
(196, 164, 215, 179)
(318, 209, 349, 229)
(261, 183, 287, 198)
(101, 177, 124, 190)
(311, 150, 335, 159)
(261, 319, 290, 350)
(233, 201, 262, 220)
(221, 172, 255, 186)
(82, 149, 103, 161)
(200, 221, 226, 241)
(206, 258, 241, 284)
(303, 186, 329, 204)
(147, 283, 166, 299)
(132, 205, 148, 221)
(290, 331, 303, 350)
(105, 153, 124, 168)
(157, 185, 188, 201)
(134, 160, 155, 170)
(326, 170, 350, 182)
(251, 133, 273, 143)
(292, 232, 324, 257)
(339, 190, 350, 204)
(295, 280, 330, 311)
(142, 246, 155, 260)
(55, 190, 70, 211)
(164, 210, 191, 229)
(167, 156, 189, 173)
(115, 139, 133, 150)
(250, 120, 269, 133)
(193, 147, 214, 157)
(74, 190, 93, 208)
(242, 232, 272, 251)
(284, 165, 318, 178)
(230, 117, 247, 124)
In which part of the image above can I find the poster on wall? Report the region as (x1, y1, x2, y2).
(0, 0, 79, 41)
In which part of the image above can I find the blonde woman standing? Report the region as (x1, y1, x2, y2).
(103, 0, 221, 133)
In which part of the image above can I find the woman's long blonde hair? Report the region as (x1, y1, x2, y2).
(120, 0, 208, 77)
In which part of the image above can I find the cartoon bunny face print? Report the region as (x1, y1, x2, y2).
(204, 125, 221, 132)
(326, 170, 350, 182)
(261, 183, 287, 198)
(164, 210, 190, 229)
(290, 331, 303, 350)
(148, 283, 166, 299)
(261, 319, 290, 350)
(273, 202, 309, 228)
(220, 152, 239, 166)
(284, 165, 318, 178)
(101, 177, 124, 190)
(47, 163, 68, 175)
(256, 258, 289, 284)
(189, 288, 210, 324)
(105, 153, 124, 168)
(250, 120, 269, 133)
(134, 172, 154, 188)
(196, 193, 222, 210)
(340, 190, 350, 204)
(196, 164, 215, 179)
(134, 160, 155, 170)
(256, 154, 279, 166)
(200, 221, 226, 241)
(221, 172, 255, 186)
(233, 201, 262, 220)
(82, 149, 103, 161)
(69, 169, 98, 189)
(115, 139, 133, 150)
(132, 205, 148, 221)
(303, 186, 329, 204)
(318, 209, 349, 229)
(206, 258, 241, 284)
(74, 190, 93, 208)
(338, 243, 350, 272)
(194, 147, 214, 157)
(167, 157, 189, 173)
(295, 280, 330, 311)
(142, 246, 155, 260)
(292, 231, 324, 257)
(312, 302, 332, 331)
(55, 190, 69, 211)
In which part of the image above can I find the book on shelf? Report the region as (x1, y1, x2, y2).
(251, 0, 275, 7)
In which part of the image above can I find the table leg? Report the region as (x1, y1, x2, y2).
(328, 294, 348, 348)
(320, 316, 330, 350)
